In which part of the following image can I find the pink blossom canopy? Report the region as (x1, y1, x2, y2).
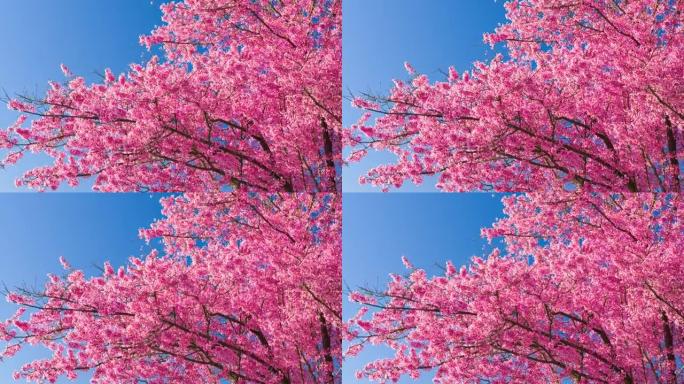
(346, 0, 683, 193)
(348, 191, 683, 383)
(3, 0, 341, 192)
(2, 193, 341, 383)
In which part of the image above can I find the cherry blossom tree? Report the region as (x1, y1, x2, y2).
(2, 192, 341, 383)
(2, 0, 341, 192)
(346, 0, 683, 192)
(347, 191, 683, 383)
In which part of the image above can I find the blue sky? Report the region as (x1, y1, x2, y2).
(343, 193, 505, 383)
(342, 0, 507, 192)
(0, 193, 165, 383)
(0, 1, 163, 192)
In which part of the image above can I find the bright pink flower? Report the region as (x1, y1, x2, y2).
(349, 192, 684, 383)
(3, 193, 342, 383)
(403, 61, 416, 75)
(58, 255, 70, 270)
(60, 63, 71, 76)
(346, 0, 684, 193)
(104, 68, 115, 83)
(401, 255, 413, 269)
(2, 0, 341, 193)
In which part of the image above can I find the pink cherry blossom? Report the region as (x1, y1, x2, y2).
(3, 0, 341, 192)
(60, 63, 72, 77)
(348, 191, 684, 383)
(58, 255, 71, 270)
(403, 62, 416, 76)
(346, 0, 683, 193)
(1, 192, 341, 383)
(400, 255, 413, 270)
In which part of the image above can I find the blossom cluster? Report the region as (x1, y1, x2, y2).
(2, 193, 341, 383)
(3, 0, 341, 192)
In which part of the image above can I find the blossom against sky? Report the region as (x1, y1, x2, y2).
(342, 0, 506, 192)
(0, 193, 163, 383)
(343, 193, 504, 382)
(0, 1, 162, 191)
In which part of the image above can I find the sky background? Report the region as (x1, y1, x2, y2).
(343, 193, 506, 383)
(342, 0, 507, 192)
(0, 193, 166, 383)
(0, 0, 163, 192)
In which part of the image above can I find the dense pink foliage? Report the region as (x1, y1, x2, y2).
(348, 191, 683, 383)
(3, 0, 341, 192)
(2, 193, 341, 383)
(345, 2, 684, 380)
(346, 0, 683, 192)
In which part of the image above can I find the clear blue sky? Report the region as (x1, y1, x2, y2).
(343, 193, 505, 383)
(0, 193, 165, 383)
(0, 1, 163, 192)
(342, 0, 507, 192)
